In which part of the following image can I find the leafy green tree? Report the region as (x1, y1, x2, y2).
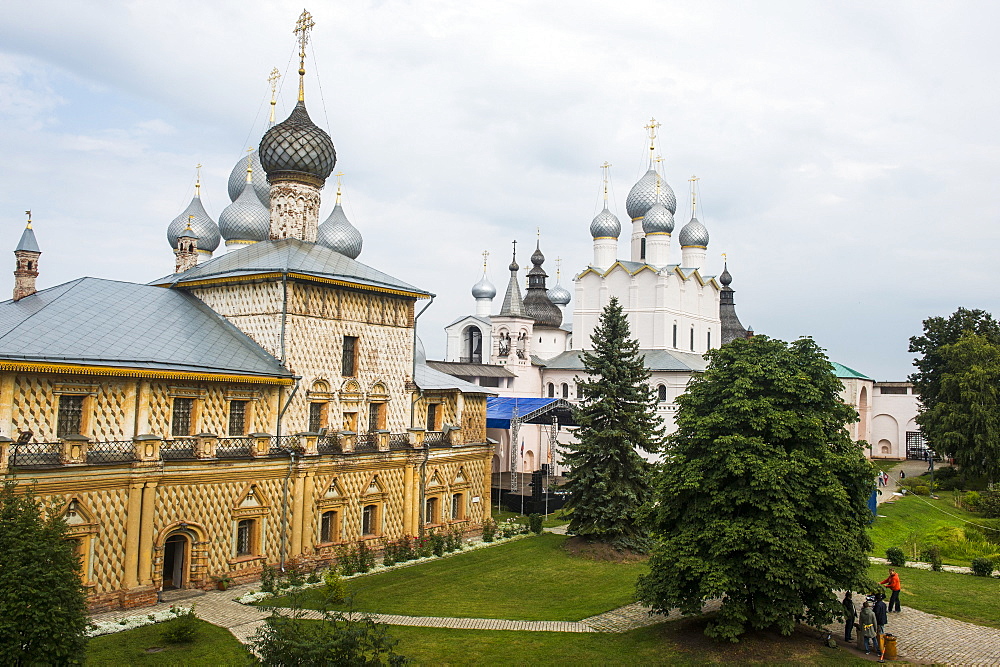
(910, 307, 1000, 413)
(252, 586, 406, 666)
(637, 336, 874, 642)
(563, 296, 665, 551)
(0, 481, 89, 663)
(918, 332, 1000, 484)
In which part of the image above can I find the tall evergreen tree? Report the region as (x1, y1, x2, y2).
(0, 481, 89, 663)
(637, 336, 874, 642)
(563, 296, 665, 551)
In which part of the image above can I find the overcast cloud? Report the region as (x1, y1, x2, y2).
(1, 0, 998, 380)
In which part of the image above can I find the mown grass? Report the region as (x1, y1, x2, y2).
(266, 533, 646, 621)
(362, 619, 870, 665)
(869, 489, 1000, 566)
(492, 506, 572, 527)
(86, 618, 251, 665)
(866, 562, 1000, 629)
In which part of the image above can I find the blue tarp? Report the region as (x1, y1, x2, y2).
(486, 397, 560, 429)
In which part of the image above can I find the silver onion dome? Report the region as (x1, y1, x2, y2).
(626, 169, 677, 220)
(259, 101, 336, 185)
(678, 216, 710, 247)
(642, 201, 674, 235)
(316, 203, 363, 259)
(472, 274, 496, 299)
(167, 194, 220, 252)
(227, 150, 270, 208)
(590, 207, 621, 239)
(547, 282, 571, 306)
(219, 177, 270, 246)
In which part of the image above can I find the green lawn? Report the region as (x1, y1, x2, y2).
(869, 489, 1000, 566)
(86, 618, 251, 665)
(492, 507, 571, 527)
(267, 533, 646, 620)
(368, 620, 870, 665)
(867, 562, 1000, 629)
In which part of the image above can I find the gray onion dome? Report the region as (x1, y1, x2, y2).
(678, 216, 709, 247)
(219, 177, 270, 245)
(719, 262, 733, 286)
(227, 150, 270, 208)
(259, 101, 336, 186)
(626, 169, 677, 220)
(167, 193, 220, 252)
(590, 207, 621, 239)
(547, 282, 571, 306)
(316, 203, 363, 259)
(472, 274, 496, 299)
(642, 201, 674, 235)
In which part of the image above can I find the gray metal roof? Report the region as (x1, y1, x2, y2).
(425, 360, 516, 378)
(151, 238, 430, 297)
(0, 277, 292, 379)
(415, 362, 496, 394)
(15, 226, 39, 253)
(538, 348, 709, 372)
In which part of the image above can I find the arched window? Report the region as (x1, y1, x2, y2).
(690, 327, 695, 351)
(547, 383, 555, 398)
(462, 326, 483, 363)
(672, 323, 678, 348)
(658, 385, 667, 402)
(707, 330, 712, 349)
(640, 237, 646, 260)
(562, 383, 569, 398)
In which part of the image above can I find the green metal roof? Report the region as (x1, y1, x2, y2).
(830, 361, 871, 380)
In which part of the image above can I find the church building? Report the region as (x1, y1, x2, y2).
(0, 12, 493, 611)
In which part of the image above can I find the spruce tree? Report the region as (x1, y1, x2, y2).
(563, 296, 664, 551)
(637, 336, 874, 642)
(0, 481, 89, 662)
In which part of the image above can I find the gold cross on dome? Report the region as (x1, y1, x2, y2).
(555, 257, 562, 279)
(268, 67, 281, 93)
(24, 210, 31, 228)
(195, 164, 202, 195)
(644, 117, 661, 150)
(600, 161, 611, 202)
(689, 174, 699, 213)
(334, 172, 344, 203)
(294, 10, 315, 55)
(481, 250, 489, 269)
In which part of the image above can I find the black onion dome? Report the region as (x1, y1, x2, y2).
(522, 243, 563, 327)
(259, 101, 336, 186)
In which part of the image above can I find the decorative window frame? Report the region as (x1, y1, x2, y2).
(61, 497, 98, 587)
(52, 384, 97, 438)
(449, 467, 471, 524)
(316, 477, 345, 547)
(230, 484, 270, 563)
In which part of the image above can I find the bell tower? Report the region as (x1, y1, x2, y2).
(13, 211, 40, 301)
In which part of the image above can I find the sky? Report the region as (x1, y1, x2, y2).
(1, 0, 998, 381)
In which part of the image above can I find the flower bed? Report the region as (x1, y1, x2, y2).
(87, 605, 193, 638)
(235, 532, 532, 606)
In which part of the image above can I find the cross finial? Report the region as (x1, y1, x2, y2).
(334, 172, 344, 204)
(721, 252, 727, 263)
(600, 161, 611, 204)
(268, 67, 281, 124)
(245, 148, 254, 180)
(512, 239, 517, 261)
(195, 164, 202, 196)
(481, 250, 489, 270)
(644, 117, 661, 163)
(294, 9, 315, 102)
(555, 256, 562, 281)
(186, 214, 194, 231)
(24, 210, 31, 229)
(689, 174, 699, 215)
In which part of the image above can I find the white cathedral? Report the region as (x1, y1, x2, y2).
(430, 124, 751, 476)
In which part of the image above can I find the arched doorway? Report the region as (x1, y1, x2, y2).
(162, 533, 189, 590)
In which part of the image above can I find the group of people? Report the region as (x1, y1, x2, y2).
(841, 568, 902, 655)
(876, 469, 905, 487)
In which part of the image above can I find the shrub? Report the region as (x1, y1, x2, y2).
(306, 569, 320, 584)
(285, 562, 305, 587)
(914, 485, 931, 496)
(445, 529, 463, 552)
(886, 546, 906, 566)
(323, 568, 347, 603)
(528, 513, 544, 534)
(979, 491, 1000, 518)
(430, 530, 445, 557)
(337, 544, 358, 576)
(357, 541, 375, 573)
(482, 518, 497, 543)
(416, 535, 433, 558)
(971, 557, 995, 577)
(921, 546, 943, 571)
(261, 564, 277, 593)
(964, 491, 982, 511)
(161, 605, 199, 644)
(382, 540, 397, 567)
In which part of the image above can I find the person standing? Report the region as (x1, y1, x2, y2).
(880, 568, 901, 612)
(859, 602, 877, 654)
(874, 593, 888, 635)
(842, 591, 857, 642)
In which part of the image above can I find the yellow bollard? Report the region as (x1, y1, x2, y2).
(882, 634, 898, 660)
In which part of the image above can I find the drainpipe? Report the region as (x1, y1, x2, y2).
(276, 378, 300, 571)
(410, 295, 434, 535)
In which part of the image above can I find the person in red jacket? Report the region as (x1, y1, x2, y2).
(880, 568, 901, 612)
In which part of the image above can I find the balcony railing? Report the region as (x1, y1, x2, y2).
(5, 429, 474, 471)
